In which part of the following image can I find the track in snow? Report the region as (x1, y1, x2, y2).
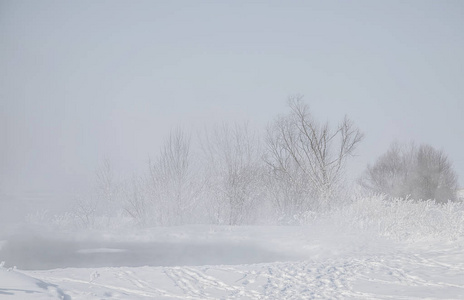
(27, 247, 464, 300)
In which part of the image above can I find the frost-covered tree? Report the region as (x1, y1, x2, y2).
(73, 194, 98, 228)
(360, 143, 458, 203)
(264, 96, 364, 213)
(200, 122, 264, 225)
(95, 157, 121, 214)
(123, 175, 151, 226)
(146, 128, 200, 225)
(71, 158, 122, 228)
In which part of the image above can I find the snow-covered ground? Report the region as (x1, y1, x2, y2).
(1, 198, 464, 299)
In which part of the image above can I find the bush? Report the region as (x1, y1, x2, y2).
(313, 195, 464, 241)
(360, 143, 459, 203)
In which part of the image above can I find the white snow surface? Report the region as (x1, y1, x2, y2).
(2, 198, 464, 299)
(0, 266, 70, 300)
(1, 225, 464, 299)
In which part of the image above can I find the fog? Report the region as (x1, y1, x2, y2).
(2, 1, 463, 224)
(1, 232, 297, 270)
(1, 3, 464, 298)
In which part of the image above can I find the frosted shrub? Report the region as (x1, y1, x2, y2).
(321, 195, 464, 241)
(50, 212, 80, 231)
(360, 143, 458, 203)
(25, 209, 50, 227)
(25, 209, 137, 232)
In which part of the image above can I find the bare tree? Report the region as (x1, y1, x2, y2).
(359, 143, 409, 198)
(95, 157, 119, 214)
(123, 176, 150, 226)
(73, 194, 98, 228)
(147, 128, 199, 225)
(265, 96, 364, 212)
(200, 122, 264, 225)
(70, 158, 120, 228)
(360, 143, 458, 203)
(414, 145, 458, 202)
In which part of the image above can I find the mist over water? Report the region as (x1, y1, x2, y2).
(0, 234, 297, 270)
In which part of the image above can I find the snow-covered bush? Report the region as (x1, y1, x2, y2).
(360, 143, 459, 203)
(315, 195, 464, 241)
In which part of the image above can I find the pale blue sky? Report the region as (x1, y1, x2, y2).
(1, 1, 463, 211)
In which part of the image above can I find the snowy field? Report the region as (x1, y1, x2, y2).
(1, 197, 464, 299)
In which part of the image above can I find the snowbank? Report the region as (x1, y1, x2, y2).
(0, 265, 70, 299)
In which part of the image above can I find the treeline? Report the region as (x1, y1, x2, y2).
(68, 96, 459, 228)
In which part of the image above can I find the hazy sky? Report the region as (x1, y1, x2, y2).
(2, 0, 464, 212)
